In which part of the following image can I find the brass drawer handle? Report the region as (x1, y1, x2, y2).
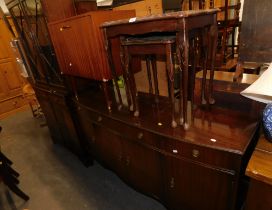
(60, 26, 71, 31)
(192, 149, 200, 158)
(97, 116, 102, 122)
(137, 132, 143, 140)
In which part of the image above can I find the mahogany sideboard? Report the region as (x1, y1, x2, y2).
(75, 88, 259, 210)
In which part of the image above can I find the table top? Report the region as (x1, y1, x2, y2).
(246, 135, 272, 185)
(101, 8, 218, 28)
(77, 89, 259, 155)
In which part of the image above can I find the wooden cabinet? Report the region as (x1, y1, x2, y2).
(0, 17, 26, 116)
(48, 10, 135, 80)
(76, 91, 258, 210)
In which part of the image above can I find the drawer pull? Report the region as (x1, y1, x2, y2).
(192, 149, 200, 158)
(60, 26, 71, 31)
(97, 116, 103, 122)
(172, 149, 178, 154)
(170, 177, 175, 188)
(137, 132, 144, 140)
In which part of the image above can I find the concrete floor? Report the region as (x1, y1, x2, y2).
(0, 109, 166, 210)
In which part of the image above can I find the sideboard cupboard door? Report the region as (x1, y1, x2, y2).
(163, 156, 235, 210)
(123, 138, 163, 200)
(92, 124, 125, 177)
(36, 92, 64, 145)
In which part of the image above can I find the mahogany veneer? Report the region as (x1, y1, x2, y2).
(75, 88, 259, 210)
(48, 10, 135, 81)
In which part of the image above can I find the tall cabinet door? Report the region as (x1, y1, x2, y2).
(163, 156, 236, 210)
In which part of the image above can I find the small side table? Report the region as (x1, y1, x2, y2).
(244, 135, 272, 210)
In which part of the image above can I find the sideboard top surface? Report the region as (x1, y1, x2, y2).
(77, 90, 259, 155)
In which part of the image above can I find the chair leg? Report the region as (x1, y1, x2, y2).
(166, 44, 177, 128)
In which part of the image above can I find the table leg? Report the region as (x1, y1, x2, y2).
(208, 24, 218, 104)
(166, 44, 177, 128)
(124, 46, 139, 117)
(145, 56, 154, 95)
(179, 30, 189, 130)
(151, 55, 160, 104)
(103, 29, 123, 110)
(201, 27, 208, 105)
(101, 81, 112, 111)
(120, 45, 133, 111)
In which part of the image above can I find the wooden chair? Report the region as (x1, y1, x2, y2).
(212, 0, 241, 65)
(0, 126, 29, 201)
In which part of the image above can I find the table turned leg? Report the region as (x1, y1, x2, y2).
(190, 37, 198, 121)
(201, 27, 209, 105)
(182, 32, 190, 129)
(166, 44, 177, 128)
(208, 24, 218, 105)
(101, 81, 112, 111)
(145, 56, 154, 95)
(151, 55, 160, 104)
(124, 46, 139, 117)
(120, 45, 133, 111)
(103, 29, 123, 110)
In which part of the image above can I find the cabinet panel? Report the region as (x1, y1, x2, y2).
(163, 156, 235, 210)
(0, 62, 22, 92)
(124, 138, 163, 199)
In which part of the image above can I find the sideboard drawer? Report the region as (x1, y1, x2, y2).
(161, 139, 239, 172)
